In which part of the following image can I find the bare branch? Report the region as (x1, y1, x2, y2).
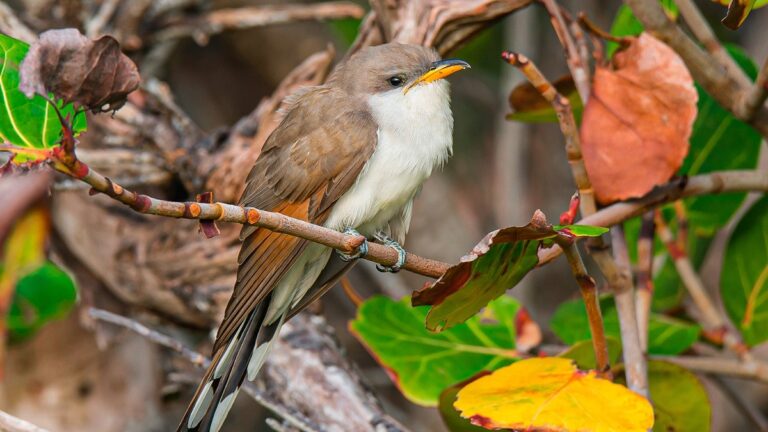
(540, 0, 591, 102)
(656, 355, 768, 383)
(538, 170, 768, 264)
(0, 410, 51, 432)
(674, 0, 751, 88)
(0, 2, 36, 44)
(88, 308, 323, 432)
(149, 2, 365, 45)
(742, 56, 768, 121)
(634, 211, 655, 352)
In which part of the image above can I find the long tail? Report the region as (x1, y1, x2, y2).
(177, 294, 285, 432)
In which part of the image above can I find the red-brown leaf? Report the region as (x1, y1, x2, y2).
(580, 33, 697, 204)
(19, 29, 140, 113)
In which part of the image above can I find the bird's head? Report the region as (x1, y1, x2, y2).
(329, 43, 470, 98)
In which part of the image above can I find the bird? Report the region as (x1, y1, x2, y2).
(178, 43, 469, 432)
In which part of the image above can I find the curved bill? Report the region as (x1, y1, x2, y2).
(403, 59, 471, 93)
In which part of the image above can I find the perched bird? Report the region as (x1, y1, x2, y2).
(178, 43, 469, 432)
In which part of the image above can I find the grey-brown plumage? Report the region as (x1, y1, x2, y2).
(178, 43, 468, 432)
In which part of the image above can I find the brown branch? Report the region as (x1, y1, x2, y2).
(624, 0, 768, 137)
(634, 211, 655, 352)
(538, 170, 768, 264)
(557, 237, 611, 375)
(655, 355, 768, 383)
(540, 0, 591, 102)
(711, 377, 768, 432)
(88, 308, 324, 432)
(0, 411, 50, 432)
(674, 0, 751, 89)
(149, 2, 365, 45)
(743, 55, 768, 121)
(21, 143, 450, 279)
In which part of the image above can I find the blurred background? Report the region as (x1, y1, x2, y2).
(0, 0, 766, 431)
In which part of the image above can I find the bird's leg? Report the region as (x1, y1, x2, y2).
(373, 231, 406, 273)
(337, 227, 369, 261)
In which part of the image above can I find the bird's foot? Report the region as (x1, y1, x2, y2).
(337, 227, 368, 262)
(374, 232, 406, 273)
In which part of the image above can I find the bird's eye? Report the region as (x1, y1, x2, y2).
(387, 76, 404, 87)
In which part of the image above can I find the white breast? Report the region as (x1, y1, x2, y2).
(325, 81, 454, 238)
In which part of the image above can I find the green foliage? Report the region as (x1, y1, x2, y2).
(551, 296, 699, 355)
(0, 33, 85, 157)
(721, 195, 768, 346)
(647, 360, 711, 432)
(558, 337, 623, 370)
(8, 262, 77, 339)
(553, 224, 609, 237)
(350, 295, 521, 406)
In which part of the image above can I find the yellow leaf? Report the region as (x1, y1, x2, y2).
(454, 357, 654, 432)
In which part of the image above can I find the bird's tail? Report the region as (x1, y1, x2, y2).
(177, 294, 285, 432)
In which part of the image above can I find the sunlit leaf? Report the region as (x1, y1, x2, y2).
(551, 296, 699, 355)
(350, 295, 522, 406)
(0, 33, 85, 160)
(721, 195, 768, 346)
(439, 373, 507, 432)
(454, 357, 654, 431)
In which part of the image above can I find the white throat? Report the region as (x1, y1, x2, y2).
(325, 81, 454, 240)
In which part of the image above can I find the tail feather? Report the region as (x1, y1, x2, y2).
(178, 294, 282, 432)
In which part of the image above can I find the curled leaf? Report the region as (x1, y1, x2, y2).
(413, 210, 606, 331)
(506, 75, 583, 123)
(19, 29, 140, 113)
(580, 33, 697, 204)
(454, 357, 654, 431)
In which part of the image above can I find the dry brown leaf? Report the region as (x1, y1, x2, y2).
(580, 33, 697, 204)
(20, 29, 140, 113)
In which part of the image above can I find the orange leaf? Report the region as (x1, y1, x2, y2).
(580, 33, 698, 204)
(454, 357, 654, 431)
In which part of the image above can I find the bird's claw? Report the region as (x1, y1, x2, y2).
(337, 227, 368, 262)
(374, 233, 406, 273)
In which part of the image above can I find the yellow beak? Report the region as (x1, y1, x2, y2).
(403, 59, 471, 93)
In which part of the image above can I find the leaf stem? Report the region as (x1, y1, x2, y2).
(557, 237, 611, 375)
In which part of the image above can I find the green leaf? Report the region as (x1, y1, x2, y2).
(438, 373, 507, 432)
(551, 297, 699, 355)
(558, 337, 623, 370)
(721, 195, 768, 347)
(648, 360, 711, 432)
(0, 33, 85, 156)
(682, 45, 760, 234)
(607, 2, 678, 57)
(412, 212, 557, 331)
(8, 262, 77, 339)
(554, 224, 609, 237)
(350, 295, 520, 406)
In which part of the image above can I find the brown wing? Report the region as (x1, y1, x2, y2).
(213, 87, 377, 350)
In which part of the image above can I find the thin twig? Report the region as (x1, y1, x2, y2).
(655, 355, 768, 382)
(557, 238, 611, 375)
(150, 2, 364, 45)
(742, 56, 768, 121)
(539, 0, 591, 102)
(0, 411, 50, 432)
(85, 0, 121, 38)
(538, 169, 768, 264)
(502, 50, 647, 396)
(88, 308, 323, 432)
(674, 0, 751, 88)
(635, 211, 655, 352)
(23, 142, 450, 279)
(578, 12, 631, 47)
